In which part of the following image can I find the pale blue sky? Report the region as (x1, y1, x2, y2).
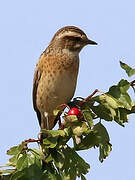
(0, 0, 135, 179)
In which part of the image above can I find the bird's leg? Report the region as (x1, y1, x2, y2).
(55, 103, 70, 129)
(37, 112, 50, 143)
(54, 111, 65, 130)
(58, 118, 63, 130)
(44, 112, 49, 130)
(58, 118, 65, 130)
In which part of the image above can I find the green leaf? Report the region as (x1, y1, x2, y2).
(81, 174, 87, 180)
(91, 104, 114, 121)
(108, 79, 131, 110)
(94, 122, 112, 162)
(72, 126, 83, 137)
(74, 130, 100, 150)
(99, 142, 112, 163)
(6, 155, 18, 167)
(43, 136, 58, 148)
(82, 108, 93, 128)
(28, 149, 43, 168)
(94, 94, 124, 109)
(118, 79, 130, 92)
(71, 122, 88, 137)
(64, 115, 79, 124)
(7, 146, 20, 156)
(29, 148, 43, 157)
(90, 93, 129, 123)
(62, 147, 90, 178)
(114, 108, 128, 126)
(130, 106, 135, 113)
(41, 129, 69, 148)
(42, 162, 61, 180)
(10, 164, 46, 180)
(51, 150, 65, 169)
(16, 153, 38, 171)
(120, 61, 135, 77)
(16, 154, 28, 171)
(41, 129, 66, 137)
(5, 143, 28, 167)
(45, 154, 53, 163)
(7, 142, 26, 156)
(57, 128, 72, 147)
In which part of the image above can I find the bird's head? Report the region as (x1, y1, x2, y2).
(49, 26, 97, 54)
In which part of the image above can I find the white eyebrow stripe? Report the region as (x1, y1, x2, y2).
(57, 31, 81, 39)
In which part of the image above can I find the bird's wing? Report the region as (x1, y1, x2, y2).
(32, 66, 42, 126)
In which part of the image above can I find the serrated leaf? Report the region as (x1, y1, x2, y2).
(10, 164, 46, 180)
(91, 104, 114, 121)
(81, 174, 87, 180)
(94, 122, 112, 162)
(27, 149, 43, 168)
(57, 128, 72, 147)
(41, 129, 65, 137)
(118, 79, 130, 92)
(5, 155, 18, 167)
(108, 79, 132, 110)
(72, 126, 83, 136)
(94, 94, 124, 109)
(51, 150, 65, 169)
(7, 146, 19, 156)
(16, 153, 36, 171)
(82, 109, 93, 128)
(16, 154, 28, 171)
(75, 130, 100, 150)
(94, 122, 110, 144)
(43, 163, 62, 180)
(43, 137, 58, 148)
(120, 61, 135, 77)
(45, 154, 53, 163)
(71, 122, 88, 137)
(10, 170, 25, 180)
(7, 142, 26, 156)
(90, 93, 129, 123)
(64, 115, 79, 123)
(99, 142, 112, 163)
(29, 148, 42, 157)
(114, 108, 128, 126)
(62, 147, 90, 177)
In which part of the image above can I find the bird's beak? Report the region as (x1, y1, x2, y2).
(86, 39, 97, 45)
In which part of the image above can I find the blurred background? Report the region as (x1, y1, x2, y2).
(0, 0, 135, 179)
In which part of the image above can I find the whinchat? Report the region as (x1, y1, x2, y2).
(33, 26, 97, 130)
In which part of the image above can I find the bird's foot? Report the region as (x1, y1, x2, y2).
(58, 119, 65, 130)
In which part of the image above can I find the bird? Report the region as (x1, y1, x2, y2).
(33, 26, 97, 130)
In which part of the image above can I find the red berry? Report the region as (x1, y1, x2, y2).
(68, 108, 82, 117)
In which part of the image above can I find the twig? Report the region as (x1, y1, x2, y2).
(130, 80, 135, 87)
(24, 138, 40, 143)
(79, 89, 99, 106)
(56, 103, 70, 110)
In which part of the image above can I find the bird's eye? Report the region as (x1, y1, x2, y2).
(64, 36, 82, 42)
(74, 37, 81, 41)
